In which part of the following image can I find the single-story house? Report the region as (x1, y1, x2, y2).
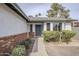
(0, 3, 76, 53)
(72, 21, 79, 27)
(28, 17, 75, 37)
(0, 3, 29, 53)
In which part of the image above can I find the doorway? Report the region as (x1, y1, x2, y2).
(35, 25, 42, 36)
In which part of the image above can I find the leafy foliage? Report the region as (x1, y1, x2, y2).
(11, 45, 26, 56)
(47, 3, 70, 18)
(19, 39, 31, 49)
(43, 30, 76, 44)
(61, 30, 76, 44)
(43, 31, 60, 42)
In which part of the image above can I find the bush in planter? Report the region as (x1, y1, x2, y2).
(19, 39, 31, 49)
(61, 30, 76, 44)
(24, 39, 32, 49)
(11, 45, 26, 56)
(43, 31, 60, 42)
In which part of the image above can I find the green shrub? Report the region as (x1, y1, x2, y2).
(19, 39, 31, 49)
(11, 45, 26, 56)
(61, 30, 76, 44)
(43, 31, 60, 42)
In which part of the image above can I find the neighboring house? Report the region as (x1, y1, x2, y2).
(28, 17, 75, 37)
(72, 21, 79, 27)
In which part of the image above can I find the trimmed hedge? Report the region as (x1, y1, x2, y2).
(11, 45, 26, 56)
(43, 31, 60, 42)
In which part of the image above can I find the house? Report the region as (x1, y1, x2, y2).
(28, 17, 75, 37)
(0, 3, 76, 53)
(0, 3, 29, 53)
(72, 21, 79, 27)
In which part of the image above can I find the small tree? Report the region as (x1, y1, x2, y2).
(47, 3, 70, 18)
(35, 14, 38, 17)
(38, 13, 41, 16)
(35, 13, 42, 17)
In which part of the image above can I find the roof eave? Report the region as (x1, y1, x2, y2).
(5, 3, 30, 22)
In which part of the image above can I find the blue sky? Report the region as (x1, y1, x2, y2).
(18, 3, 79, 20)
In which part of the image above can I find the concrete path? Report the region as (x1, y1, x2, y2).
(30, 37, 47, 56)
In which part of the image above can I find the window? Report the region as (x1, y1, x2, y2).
(47, 23, 50, 31)
(30, 24, 33, 32)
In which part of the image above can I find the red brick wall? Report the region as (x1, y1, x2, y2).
(29, 32, 35, 38)
(0, 32, 27, 53)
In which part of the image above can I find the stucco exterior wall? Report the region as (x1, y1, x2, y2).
(64, 22, 72, 31)
(0, 4, 27, 37)
(62, 22, 72, 31)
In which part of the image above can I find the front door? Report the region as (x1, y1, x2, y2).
(35, 25, 42, 36)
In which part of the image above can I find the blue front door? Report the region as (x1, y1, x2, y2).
(35, 25, 42, 36)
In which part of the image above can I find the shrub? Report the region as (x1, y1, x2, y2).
(61, 30, 76, 44)
(11, 45, 26, 56)
(43, 31, 60, 42)
(24, 39, 31, 49)
(19, 39, 31, 49)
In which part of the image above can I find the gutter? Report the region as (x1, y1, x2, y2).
(5, 3, 30, 22)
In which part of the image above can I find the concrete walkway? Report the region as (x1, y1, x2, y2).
(30, 37, 47, 56)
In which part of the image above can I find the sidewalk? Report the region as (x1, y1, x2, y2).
(30, 37, 48, 56)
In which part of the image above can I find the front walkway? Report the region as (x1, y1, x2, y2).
(29, 37, 47, 56)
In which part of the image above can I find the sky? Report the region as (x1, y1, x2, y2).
(18, 3, 79, 20)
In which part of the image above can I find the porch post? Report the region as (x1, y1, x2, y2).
(50, 22, 53, 31)
(62, 23, 65, 30)
(44, 23, 47, 31)
(27, 23, 30, 38)
(33, 24, 35, 32)
(33, 24, 35, 36)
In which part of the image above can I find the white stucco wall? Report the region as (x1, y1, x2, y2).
(64, 23, 72, 31)
(0, 4, 27, 37)
(62, 22, 72, 31)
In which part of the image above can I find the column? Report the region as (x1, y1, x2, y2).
(50, 22, 53, 31)
(33, 24, 35, 32)
(62, 23, 65, 30)
(69, 23, 72, 31)
(44, 23, 47, 31)
(33, 24, 35, 36)
(27, 23, 30, 38)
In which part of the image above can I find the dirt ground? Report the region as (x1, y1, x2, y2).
(45, 27, 79, 56)
(45, 42, 79, 56)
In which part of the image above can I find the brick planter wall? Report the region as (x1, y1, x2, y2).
(0, 32, 27, 53)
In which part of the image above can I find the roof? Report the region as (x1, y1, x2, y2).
(4, 3, 77, 23)
(29, 17, 77, 22)
(5, 3, 30, 22)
